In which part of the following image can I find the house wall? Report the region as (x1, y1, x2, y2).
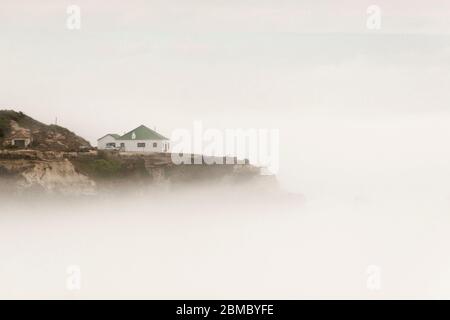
(98, 135, 118, 149)
(98, 136, 170, 153)
(119, 139, 170, 153)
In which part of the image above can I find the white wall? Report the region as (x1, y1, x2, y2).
(120, 140, 170, 152)
(97, 135, 118, 150)
(98, 135, 170, 152)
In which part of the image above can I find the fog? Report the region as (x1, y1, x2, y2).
(1, 0, 450, 299)
(2, 146, 450, 300)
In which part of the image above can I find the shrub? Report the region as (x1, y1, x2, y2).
(90, 159, 122, 178)
(0, 117, 7, 138)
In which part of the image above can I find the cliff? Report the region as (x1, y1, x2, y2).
(0, 111, 275, 196)
(0, 150, 268, 196)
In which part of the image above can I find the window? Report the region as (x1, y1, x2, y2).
(137, 143, 146, 148)
(120, 143, 125, 148)
(153, 142, 157, 148)
(106, 143, 116, 148)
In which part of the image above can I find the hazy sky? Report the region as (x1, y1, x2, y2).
(1, 0, 450, 192)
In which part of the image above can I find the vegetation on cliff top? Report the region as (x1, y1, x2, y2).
(70, 151, 151, 182)
(0, 110, 91, 151)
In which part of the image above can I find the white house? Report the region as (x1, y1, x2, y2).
(98, 125, 170, 152)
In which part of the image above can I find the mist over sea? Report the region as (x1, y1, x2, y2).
(2, 113, 450, 299)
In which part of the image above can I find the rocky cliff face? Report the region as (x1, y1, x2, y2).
(0, 150, 267, 196)
(18, 160, 96, 195)
(0, 151, 96, 195)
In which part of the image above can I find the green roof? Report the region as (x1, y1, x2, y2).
(118, 125, 168, 141)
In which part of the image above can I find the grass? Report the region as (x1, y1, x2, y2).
(90, 159, 122, 178)
(72, 157, 123, 179)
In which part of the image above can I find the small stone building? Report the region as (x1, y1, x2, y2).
(4, 120, 33, 148)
